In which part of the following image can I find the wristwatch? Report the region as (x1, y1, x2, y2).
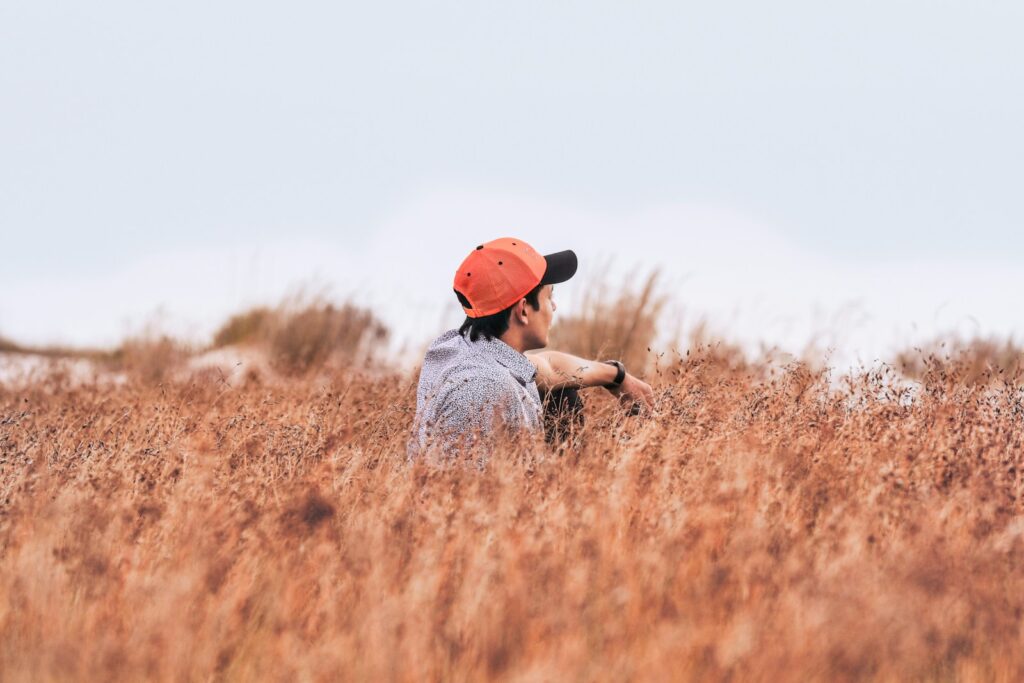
(603, 360, 626, 389)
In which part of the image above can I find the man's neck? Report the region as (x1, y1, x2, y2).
(498, 330, 529, 355)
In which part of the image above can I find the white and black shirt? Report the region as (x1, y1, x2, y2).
(408, 329, 543, 460)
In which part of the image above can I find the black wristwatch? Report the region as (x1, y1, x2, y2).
(603, 360, 626, 388)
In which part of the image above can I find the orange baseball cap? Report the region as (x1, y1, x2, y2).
(453, 237, 578, 318)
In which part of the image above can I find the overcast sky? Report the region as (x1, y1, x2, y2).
(2, 1, 1022, 365)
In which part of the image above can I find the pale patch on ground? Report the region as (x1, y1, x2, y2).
(184, 346, 273, 386)
(0, 352, 103, 387)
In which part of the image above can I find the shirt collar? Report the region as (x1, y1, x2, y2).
(467, 333, 537, 385)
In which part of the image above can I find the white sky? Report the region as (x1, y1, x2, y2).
(2, 1, 1022, 367)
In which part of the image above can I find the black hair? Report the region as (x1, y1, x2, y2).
(456, 283, 544, 342)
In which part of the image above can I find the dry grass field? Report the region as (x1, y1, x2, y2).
(1, 292, 1023, 681)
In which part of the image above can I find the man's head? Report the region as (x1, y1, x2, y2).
(453, 238, 577, 352)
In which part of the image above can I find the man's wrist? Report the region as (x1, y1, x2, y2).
(602, 360, 626, 388)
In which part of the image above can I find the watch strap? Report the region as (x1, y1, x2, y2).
(603, 360, 626, 388)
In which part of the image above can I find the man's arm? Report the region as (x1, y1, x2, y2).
(527, 350, 655, 408)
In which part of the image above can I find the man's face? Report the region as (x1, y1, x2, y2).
(523, 284, 557, 351)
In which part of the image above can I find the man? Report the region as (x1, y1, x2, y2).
(409, 237, 654, 460)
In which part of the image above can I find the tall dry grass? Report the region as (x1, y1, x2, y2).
(548, 268, 667, 376)
(212, 293, 389, 376)
(106, 334, 192, 386)
(896, 335, 1024, 387)
(2, 331, 1023, 681)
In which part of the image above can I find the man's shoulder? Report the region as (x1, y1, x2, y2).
(441, 365, 515, 399)
(419, 330, 521, 408)
(427, 328, 463, 350)
(427, 333, 505, 380)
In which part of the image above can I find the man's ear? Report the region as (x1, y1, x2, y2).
(516, 298, 529, 325)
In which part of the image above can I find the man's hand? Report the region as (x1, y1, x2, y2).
(609, 373, 654, 412)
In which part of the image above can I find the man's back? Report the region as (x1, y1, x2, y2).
(409, 329, 543, 459)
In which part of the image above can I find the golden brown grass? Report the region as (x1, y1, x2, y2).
(106, 334, 192, 386)
(2, 332, 1023, 681)
(211, 293, 389, 376)
(897, 335, 1024, 387)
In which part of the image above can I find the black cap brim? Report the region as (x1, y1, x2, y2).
(540, 250, 578, 285)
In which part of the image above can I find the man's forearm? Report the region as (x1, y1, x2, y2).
(528, 350, 619, 392)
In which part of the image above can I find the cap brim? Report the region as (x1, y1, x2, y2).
(540, 250, 578, 285)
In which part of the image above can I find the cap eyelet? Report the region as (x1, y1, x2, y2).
(476, 245, 484, 250)
(467, 272, 471, 276)
(498, 261, 503, 265)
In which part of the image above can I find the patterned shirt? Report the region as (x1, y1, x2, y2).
(408, 329, 543, 460)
